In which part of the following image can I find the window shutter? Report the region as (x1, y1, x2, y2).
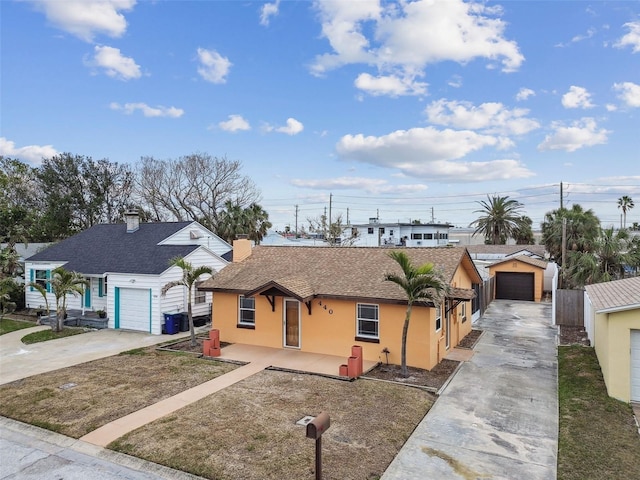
(30, 269, 34, 291)
(98, 278, 103, 297)
(46, 270, 51, 293)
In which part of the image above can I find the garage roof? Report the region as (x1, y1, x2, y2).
(585, 276, 640, 313)
(489, 255, 548, 270)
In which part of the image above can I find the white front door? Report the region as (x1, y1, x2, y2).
(631, 330, 640, 402)
(284, 299, 300, 348)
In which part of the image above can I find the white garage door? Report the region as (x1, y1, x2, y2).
(632, 330, 640, 402)
(117, 287, 151, 332)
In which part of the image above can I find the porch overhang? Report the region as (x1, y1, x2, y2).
(245, 279, 315, 314)
(445, 287, 476, 314)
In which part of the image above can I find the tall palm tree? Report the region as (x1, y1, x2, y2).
(216, 201, 272, 244)
(541, 204, 600, 265)
(470, 195, 526, 245)
(161, 257, 214, 347)
(35, 267, 88, 332)
(617, 195, 634, 229)
(384, 251, 448, 377)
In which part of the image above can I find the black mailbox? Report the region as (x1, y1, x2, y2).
(306, 412, 330, 439)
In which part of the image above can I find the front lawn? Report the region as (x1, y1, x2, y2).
(21, 327, 87, 344)
(558, 346, 640, 480)
(0, 317, 35, 335)
(0, 347, 237, 438)
(110, 370, 434, 480)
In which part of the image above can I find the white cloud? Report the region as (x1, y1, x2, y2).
(425, 99, 540, 135)
(109, 102, 184, 118)
(556, 27, 596, 47)
(218, 114, 251, 132)
(538, 117, 609, 152)
(448, 75, 463, 88)
(291, 177, 428, 194)
(516, 88, 535, 101)
(614, 21, 640, 53)
(605, 104, 617, 112)
(561, 86, 594, 109)
(86, 45, 141, 80)
(260, 0, 280, 26)
(354, 73, 427, 96)
(613, 82, 640, 107)
(265, 118, 304, 135)
(28, 0, 135, 42)
(0, 137, 58, 166)
(196, 48, 232, 84)
(335, 126, 533, 181)
(311, 0, 524, 97)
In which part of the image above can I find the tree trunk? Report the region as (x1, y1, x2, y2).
(188, 301, 196, 347)
(55, 306, 65, 332)
(401, 304, 413, 377)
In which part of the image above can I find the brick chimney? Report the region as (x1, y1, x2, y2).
(125, 210, 140, 233)
(232, 236, 253, 262)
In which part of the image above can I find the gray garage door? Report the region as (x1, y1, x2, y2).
(495, 272, 534, 301)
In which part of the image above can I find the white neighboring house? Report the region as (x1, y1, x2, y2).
(350, 219, 451, 247)
(24, 212, 231, 334)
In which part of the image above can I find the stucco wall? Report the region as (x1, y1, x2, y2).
(488, 261, 544, 302)
(594, 308, 640, 403)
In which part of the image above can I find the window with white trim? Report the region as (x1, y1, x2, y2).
(357, 303, 379, 339)
(435, 305, 442, 331)
(194, 289, 207, 305)
(239, 295, 255, 325)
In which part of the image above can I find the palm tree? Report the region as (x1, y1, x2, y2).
(384, 251, 448, 377)
(470, 195, 526, 245)
(34, 267, 87, 332)
(161, 257, 213, 347)
(618, 196, 634, 229)
(541, 204, 600, 265)
(216, 201, 272, 245)
(28, 281, 51, 322)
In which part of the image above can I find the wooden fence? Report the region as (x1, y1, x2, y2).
(555, 288, 584, 326)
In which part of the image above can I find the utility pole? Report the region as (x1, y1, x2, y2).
(560, 181, 564, 210)
(328, 193, 333, 243)
(561, 217, 567, 288)
(294, 204, 299, 236)
(346, 208, 350, 225)
(431, 207, 435, 223)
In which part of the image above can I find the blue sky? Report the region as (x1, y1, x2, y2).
(1, 0, 639, 231)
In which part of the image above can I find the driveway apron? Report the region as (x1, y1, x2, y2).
(382, 300, 558, 480)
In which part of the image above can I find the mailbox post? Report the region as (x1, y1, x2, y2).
(306, 412, 330, 480)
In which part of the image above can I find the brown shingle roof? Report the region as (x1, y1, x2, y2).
(489, 255, 548, 270)
(585, 276, 640, 312)
(200, 246, 481, 303)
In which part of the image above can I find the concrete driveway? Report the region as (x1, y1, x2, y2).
(382, 300, 558, 480)
(0, 327, 200, 385)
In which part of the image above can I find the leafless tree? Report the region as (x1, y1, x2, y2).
(134, 153, 260, 230)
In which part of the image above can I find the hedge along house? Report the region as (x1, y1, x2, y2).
(199, 241, 482, 370)
(487, 255, 548, 302)
(584, 277, 640, 403)
(24, 212, 230, 334)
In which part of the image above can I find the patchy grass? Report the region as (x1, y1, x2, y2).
(21, 327, 87, 344)
(0, 317, 35, 335)
(110, 370, 434, 480)
(0, 347, 237, 438)
(558, 346, 640, 480)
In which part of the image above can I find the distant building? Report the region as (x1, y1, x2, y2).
(350, 218, 451, 247)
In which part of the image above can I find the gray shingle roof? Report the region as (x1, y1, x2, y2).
(27, 222, 199, 275)
(585, 276, 640, 312)
(466, 244, 547, 258)
(200, 246, 482, 303)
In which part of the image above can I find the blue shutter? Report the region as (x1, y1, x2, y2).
(98, 278, 103, 297)
(30, 269, 34, 291)
(45, 270, 51, 293)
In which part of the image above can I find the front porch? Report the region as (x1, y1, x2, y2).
(217, 343, 378, 377)
(39, 309, 109, 329)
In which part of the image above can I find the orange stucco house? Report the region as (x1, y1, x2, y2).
(199, 241, 482, 371)
(488, 255, 548, 302)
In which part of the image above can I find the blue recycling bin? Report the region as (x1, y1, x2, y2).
(163, 313, 180, 335)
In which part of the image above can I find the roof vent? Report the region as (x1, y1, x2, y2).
(190, 230, 202, 239)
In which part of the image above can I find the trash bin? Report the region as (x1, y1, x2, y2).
(163, 313, 180, 335)
(179, 313, 189, 332)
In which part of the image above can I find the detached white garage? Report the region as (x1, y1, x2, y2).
(584, 277, 640, 403)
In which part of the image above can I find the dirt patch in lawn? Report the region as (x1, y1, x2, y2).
(363, 359, 459, 390)
(0, 347, 237, 438)
(558, 326, 590, 346)
(110, 370, 434, 480)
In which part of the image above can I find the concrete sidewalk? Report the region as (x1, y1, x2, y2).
(382, 300, 558, 480)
